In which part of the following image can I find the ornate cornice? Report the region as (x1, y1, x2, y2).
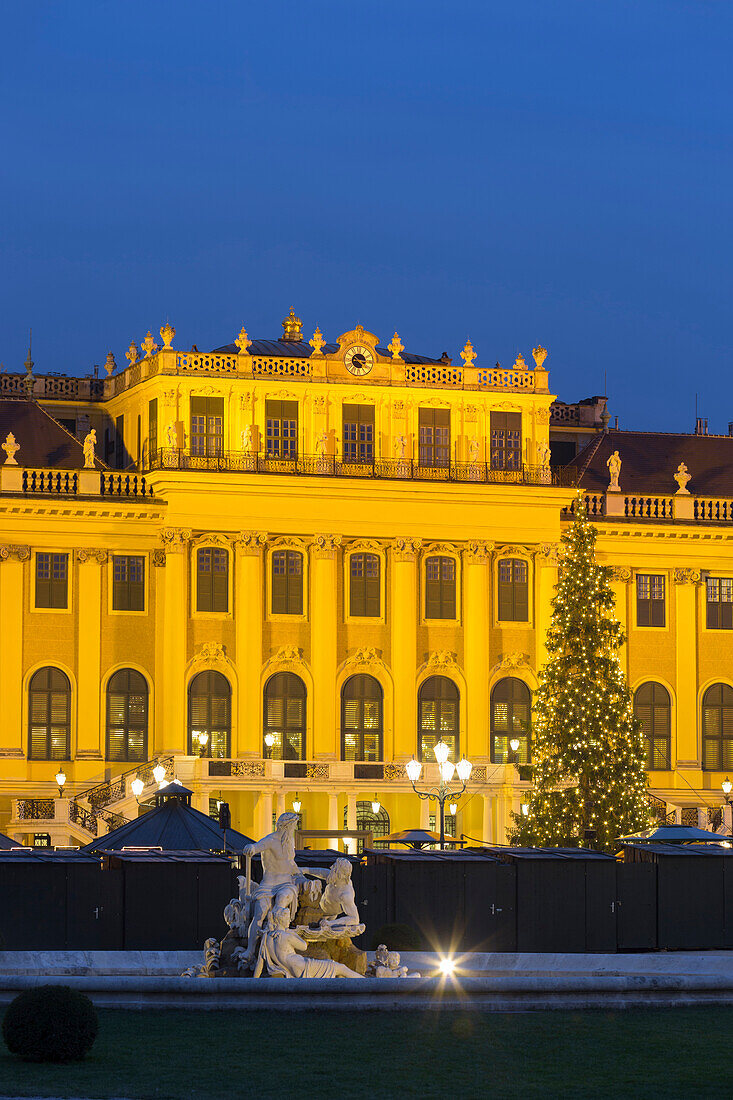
(673, 567, 702, 585)
(497, 543, 533, 558)
(312, 534, 342, 557)
(0, 544, 30, 561)
(392, 536, 422, 561)
(75, 548, 108, 564)
(190, 532, 231, 549)
(160, 527, 192, 553)
(234, 531, 268, 556)
(423, 541, 457, 557)
(609, 566, 632, 583)
(344, 538, 387, 554)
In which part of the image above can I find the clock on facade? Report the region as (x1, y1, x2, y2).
(344, 345, 374, 376)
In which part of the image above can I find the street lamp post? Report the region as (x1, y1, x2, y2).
(722, 777, 733, 835)
(405, 740, 473, 850)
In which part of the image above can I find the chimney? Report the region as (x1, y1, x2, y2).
(728, 422, 733, 437)
(696, 417, 708, 435)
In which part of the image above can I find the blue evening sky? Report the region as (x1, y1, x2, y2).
(1, 1, 731, 433)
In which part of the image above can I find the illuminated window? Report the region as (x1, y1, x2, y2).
(707, 578, 733, 630)
(197, 548, 229, 612)
(265, 400, 298, 459)
(190, 396, 223, 457)
(188, 671, 231, 758)
(271, 550, 303, 615)
(636, 574, 665, 627)
(35, 553, 68, 610)
(342, 405, 374, 463)
(425, 556, 456, 619)
(344, 801, 391, 853)
(263, 673, 306, 760)
(497, 558, 528, 622)
(418, 408, 450, 468)
(28, 667, 70, 760)
(490, 412, 521, 470)
(634, 682, 671, 770)
(418, 676, 459, 761)
(702, 683, 733, 771)
(112, 555, 145, 611)
(341, 675, 382, 762)
(350, 553, 380, 617)
(106, 669, 148, 762)
(491, 677, 531, 763)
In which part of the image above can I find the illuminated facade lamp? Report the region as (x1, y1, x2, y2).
(292, 794, 301, 814)
(131, 777, 144, 803)
(433, 740, 450, 766)
(723, 777, 732, 796)
(439, 760, 456, 784)
(405, 757, 422, 783)
(55, 769, 66, 797)
(264, 732, 275, 758)
(521, 802, 530, 816)
(456, 757, 473, 784)
(152, 763, 166, 786)
(509, 737, 520, 753)
(449, 803, 458, 817)
(371, 796, 381, 815)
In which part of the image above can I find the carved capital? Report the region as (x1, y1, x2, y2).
(239, 391, 256, 411)
(0, 544, 30, 562)
(609, 566, 632, 583)
(312, 534, 342, 557)
(160, 527, 192, 553)
(392, 537, 422, 561)
(463, 403, 479, 423)
(464, 540, 493, 563)
(673, 567, 702, 585)
(234, 531, 268, 555)
(76, 548, 108, 564)
(152, 549, 166, 568)
(534, 407, 550, 424)
(312, 394, 328, 413)
(538, 543, 562, 566)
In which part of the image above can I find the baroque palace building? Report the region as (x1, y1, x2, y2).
(1, 309, 733, 848)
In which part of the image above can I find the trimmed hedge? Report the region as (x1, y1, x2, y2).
(370, 923, 422, 951)
(3, 985, 98, 1063)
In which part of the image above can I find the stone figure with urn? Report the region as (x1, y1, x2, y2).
(183, 812, 419, 980)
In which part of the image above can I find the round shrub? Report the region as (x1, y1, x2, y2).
(3, 985, 98, 1063)
(371, 923, 422, 951)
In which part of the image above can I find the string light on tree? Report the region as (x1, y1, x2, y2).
(511, 491, 649, 852)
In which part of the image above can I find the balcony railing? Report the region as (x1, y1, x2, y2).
(147, 449, 575, 487)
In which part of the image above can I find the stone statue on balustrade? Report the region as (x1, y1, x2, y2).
(606, 450, 621, 492)
(83, 429, 97, 469)
(674, 462, 691, 495)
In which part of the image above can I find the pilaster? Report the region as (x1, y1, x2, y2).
(464, 541, 492, 759)
(160, 528, 191, 755)
(674, 568, 701, 766)
(609, 566, 632, 676)
(0, 546, 29, 757)
(391, 538, 421, 760)
(234, 532, 267, 756)
(310, 535, 341, 758)
(75, 549, 106, 759)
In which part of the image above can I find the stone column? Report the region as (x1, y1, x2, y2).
(482, 794, 493, 844)
(464, 541, 492, 760)
(234, 533, 267, 757)
(536, 545, 561, 670)
(152, 549, 167, 755)
(160, 529, 191, 755)
(674, 569, 701, 767)
(0, 545, 29, 758)
(276, 791, 286, 820)
(346, 793, 357, 831)
(390, 538, 421, 762)
(328, 793, 338, 832)
(75, 549, 106, 760)
(609, 567, 632, 677)
(310, 536, 341, 759)
(419, 799, 430, 830)
(255, 790, 273, 837)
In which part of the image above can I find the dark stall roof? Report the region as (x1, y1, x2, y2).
(0, 831, 22, 849)
(83, 797, 252, 854)
(625, 842, 733, 857)
(213, 339, 444, 365)
(479, 846, 616, 861)
(104, 849, 231, 864)
(0, 400, 105, 470)
(0, 849, 99, 862)
(617, 824, 727, 844)
(363, 848, 501, 862)
(568, 430, 733, 497)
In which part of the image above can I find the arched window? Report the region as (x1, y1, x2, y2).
(341, 675, 383, 762)
(29, 667, 71, 760)
(425, 556, 456, 619)
(106, 669, 148, 762)
(702, 683, 733, 771)
(263, 673, 306, 760)
(188, 671, 231, 758)
(344, 800, 391, 853)
(633, 683, 671, 771)
(418, 676, 459, 761)
(491, 677, 531, 763)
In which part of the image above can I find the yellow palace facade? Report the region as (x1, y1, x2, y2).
(2, 309, 733, 848)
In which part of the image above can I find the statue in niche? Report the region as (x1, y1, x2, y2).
(165, 422, 177, 450)
(674, 462, 691, 494)
(315, 431, 328, 457)
(468, 437, 480, 464)
(241, 425, 253, 453)
(82, 428, 97, 469)
(394, 434, 407, 460)
(536, 441, 550, 468)
(606, 450, 621, 492)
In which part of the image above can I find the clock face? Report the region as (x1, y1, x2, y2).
(344, 344, 374, 376)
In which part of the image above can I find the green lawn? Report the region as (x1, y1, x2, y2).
(0, 1006, 728, 1098)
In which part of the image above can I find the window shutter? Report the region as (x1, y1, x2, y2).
(365, 560, 380, 617)
(513, 572, 529, 622)
(287, 553, 303, 615)
(497, 576, 513, 621)
(130, 570, 144, 611)
(425, 577, 440, 619)
(272, 553, 287, 614)
(197, 550, 212, 612)
(212, 552, 228, 613)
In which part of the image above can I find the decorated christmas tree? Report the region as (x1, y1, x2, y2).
(511, 493, 649, 851)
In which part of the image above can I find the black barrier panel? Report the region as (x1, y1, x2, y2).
(66, 862, 123, 950)
(462, 862, 516, 952)
(0, 861, 68, 949)
(197, 861, 232, 945)
(724, 859, 733, 949)
(123, 863, 199, 949)
(657, 855, 724, 950)
(516, 861, 586, 952)
(584, 861, 617, 952)
(616, 863, 657, 950)
(356, 861, 391, 946)
(393, 858, 467, 952)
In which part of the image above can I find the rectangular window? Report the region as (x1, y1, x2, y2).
(35, 553, 69, 609)
(350, 553, 380, 617)
(637, 574, 665, 627)
(342, 404, 375, 463)
(418, 408, 450, 468)
(197, 548, 229, 612)
(490, 412, 522, 470)
(148, 398, 158, 461)
(112, 555, 145, 611)
(265, 400, 298, 459)
(190, 397, 224, 457)
(707, 578, 733, 630)
(425, 556, 456, 619)
(497, 558, 529, 622)
(115, 414, 124, 468)
(272, 550, 304, 615)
